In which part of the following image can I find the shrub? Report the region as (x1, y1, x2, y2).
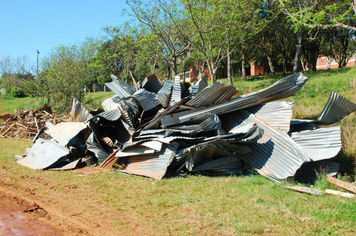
(10, 86, 25, 98)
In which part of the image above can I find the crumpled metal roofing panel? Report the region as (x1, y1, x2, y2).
(86, 134, 110, 161)
(190, 76, 208, 95)
(170, 76, 182, 105)
(247, 101, 294, 132)
(132, 89, 161, 111)
(105, 75, 136, 98)
(93, 108, 122, 121)
(17, 138, 70, 169)
(230, 111, 311, 181)
(161, 72, 307, 127)
(290, 126, 341, 161)
(102, 96, 120, 111)
(142, 74, 163, 93)
(70, 98, 93, 122)
(157, 80, 174, 108)
(317, 92, 356, 125)
(186, 82, 237, 107)
(47, 122, 89, 147)
(120, 142, 179, 180)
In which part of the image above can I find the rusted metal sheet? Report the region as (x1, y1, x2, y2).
(290, 126, 341, 161)
(317, 92, 356, 125)
(120, 143, 179, 180)
(17, 138, 71, 169)
(327, 176, 356, 194)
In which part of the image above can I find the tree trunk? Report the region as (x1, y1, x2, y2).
(293, 31, 303, 73)
(241, 53, 246, 79)
(227, 43, 232, 86)
(266, 53, 276, 78)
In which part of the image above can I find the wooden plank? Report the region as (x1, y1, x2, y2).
(325, 189, 355, 198)
(283, 186, 324, 195)
(327, 176, 356, 194)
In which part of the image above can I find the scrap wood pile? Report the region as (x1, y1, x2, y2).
(11, 73, 356, 184)
(0, 104, 69, 139)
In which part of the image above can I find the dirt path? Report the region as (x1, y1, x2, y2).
(0, 167, 149, 236)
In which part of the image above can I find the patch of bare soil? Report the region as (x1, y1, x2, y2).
(0, 191, 62, 236)
(0, 167, 150, 236)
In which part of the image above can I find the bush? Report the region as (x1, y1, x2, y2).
(10, 86, 25, 98)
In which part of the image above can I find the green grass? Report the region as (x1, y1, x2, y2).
(0, 92, 115, 117)
(0, 95, 37, 115)
(1, 138, 355, 235)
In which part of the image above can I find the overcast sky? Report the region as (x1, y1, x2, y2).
(0, 0, 134, 69)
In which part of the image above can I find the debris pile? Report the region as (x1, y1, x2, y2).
(0, 104, 69, 139)
(11, 73, 356, 182)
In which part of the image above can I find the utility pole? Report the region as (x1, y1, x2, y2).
(36, 50, 40, 106)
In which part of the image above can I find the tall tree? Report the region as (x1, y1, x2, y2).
(126, 0, 192, 78)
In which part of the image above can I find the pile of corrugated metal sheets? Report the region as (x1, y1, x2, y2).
(15, 73, 356, 182)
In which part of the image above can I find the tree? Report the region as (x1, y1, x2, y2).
(126, 0, 192, 78)
(279, 0, 356, 31)
(41, 45, 89, 112)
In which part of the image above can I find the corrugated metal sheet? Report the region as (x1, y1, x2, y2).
(94, 108, 122, 121)
(186, 82, 237, 107)
(294, 160, 339, 183)
(317, 92, 356, 125)
(86, 134, 110, 161)
(17, 138, 70, 169)
(70, 98, 92, 122)
(170, 76, 181, 105)
(161, 72, 307, 127)
(105, 75, 136, 98)
(290, 119, 316, 132)
(117, 98, 142, 128)
(231, 110, 311, 182)
(290, 126, 341, 161)
(142, 74, 163, 93)
(116, 141, 163, 157)
(142, 97, 190, 130)
(102, 96, 120, 111)
(132, 89, 161, 111)
(191, 156, 242, 175)
(157, 80, 174, 108)
(190, 76, 208, 95)
(247, 101, 294, 132)
(120, 142, 179, 180)
(47, 122, 89, 147)
(164, 113, 222, 136)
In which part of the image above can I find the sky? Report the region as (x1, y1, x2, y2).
(0, 0, 135, 70)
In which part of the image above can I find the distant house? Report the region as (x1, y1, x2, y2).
(316, 55, 356, 70)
